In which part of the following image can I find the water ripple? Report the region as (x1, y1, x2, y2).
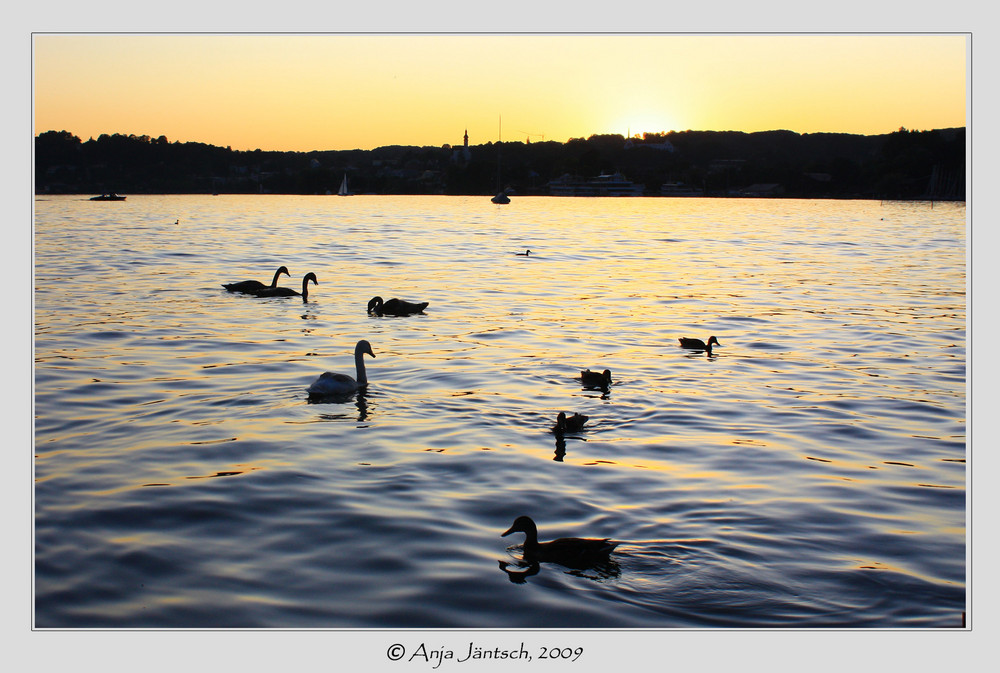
(34, 195, 965, 628)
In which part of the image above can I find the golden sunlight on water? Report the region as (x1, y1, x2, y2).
(34, 195, 964, 628)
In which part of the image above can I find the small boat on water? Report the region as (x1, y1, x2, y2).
(338, 174, 351, 196)
(548, 172, 643, 196)
(90, 193, 126, 201)
(491, 115, 511, 205)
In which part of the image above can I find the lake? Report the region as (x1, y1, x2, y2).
(33, 194, 966, 629)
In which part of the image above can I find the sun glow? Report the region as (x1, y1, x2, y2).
(33, 34, 966, 152)
(616, 115, 678, 140)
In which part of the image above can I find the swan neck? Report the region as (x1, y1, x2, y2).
(354, 348, 368, 386)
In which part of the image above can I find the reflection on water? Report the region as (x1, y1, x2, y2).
(34, 195, 965, 628)
(499, 558, 622, 584)
(309, 389, 371, 422)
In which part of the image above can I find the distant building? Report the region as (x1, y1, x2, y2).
(549, 172, 644, 196)
(451, 129, 471, 167)
(739, 183, 784, 197)
(625, 138, 676, 152)
(660, 181, 704, 196)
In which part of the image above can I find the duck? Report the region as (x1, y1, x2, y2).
(678, 336, 720, 352)
(502, 515, 618, 566)
(367, 296, 428, 316)
(552, 411, 589, 434)
(307, 339, 375, 397)
(222, 266, 290, 293)
(515, 249, 531, 256)
(580, 368, 612, 388)
(253, 272, 318, 299)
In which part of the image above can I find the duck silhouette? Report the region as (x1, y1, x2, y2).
(677, 337, 722, 355)
(552, 411, 588, 434)
(501, 515, 618, 568)
(222, 266, 290, 294)
(678, 336, 720, 353)
(580, 369, 612, 388)
(253, 272, 317, 299)
(367, 296, 428, 316)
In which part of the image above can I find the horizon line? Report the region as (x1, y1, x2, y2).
(36, 124, 967, 154)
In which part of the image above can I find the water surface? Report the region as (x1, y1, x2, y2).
(34, 195, 966, 628)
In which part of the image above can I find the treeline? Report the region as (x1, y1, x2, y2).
(35, 126, 965, 200)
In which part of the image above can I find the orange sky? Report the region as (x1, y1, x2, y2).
(33, 34, 967, 152)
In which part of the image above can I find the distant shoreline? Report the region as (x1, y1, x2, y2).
(35, 127, 966, 201)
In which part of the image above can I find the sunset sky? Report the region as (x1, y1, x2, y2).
(33, 34, 968, 153)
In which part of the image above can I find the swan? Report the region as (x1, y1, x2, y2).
(502, 515, 618, 566)
(367, 296, 428, 316)
(580, 369, 612, 388)
(253, 272, 318, 299)
(552, 411, 589, 434)
(223, 266, 290, 293)
(678, 336, 720, 352)
(307, 339, 375, 397)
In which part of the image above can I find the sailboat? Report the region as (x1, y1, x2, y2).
(338, 173, 351, 196)
(491, 115, 511, 204)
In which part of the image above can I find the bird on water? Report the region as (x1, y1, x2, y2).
(307, 339, 376, 398)
(552, 411, 589, 434)
(501, 515, 618, 567)
(580, 368, 612, 388)
(678, 336, 720, 353)
(253, 272, 318, 299)
(367, 296, 428, 316)
(222, 266, 290, 294)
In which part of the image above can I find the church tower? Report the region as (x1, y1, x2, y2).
(452, 128, 471, 167)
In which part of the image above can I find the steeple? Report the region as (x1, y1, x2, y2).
(464, 129, 468, 148)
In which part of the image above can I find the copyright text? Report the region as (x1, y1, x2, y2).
(386, 642, 584, 667)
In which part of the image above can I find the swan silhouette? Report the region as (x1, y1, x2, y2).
(367, 296, 428, 316)
(253, 272, 317, 299)
(223, 266, 290, 293)
(307, 339, 375, 397)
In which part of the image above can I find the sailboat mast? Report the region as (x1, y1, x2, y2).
(490, 113, 511, 203)
(497, 115, 502, 192)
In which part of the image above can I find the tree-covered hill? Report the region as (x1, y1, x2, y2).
(35, 126, 965, 200)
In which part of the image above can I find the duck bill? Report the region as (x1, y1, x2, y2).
(501, 526, 515, 537)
